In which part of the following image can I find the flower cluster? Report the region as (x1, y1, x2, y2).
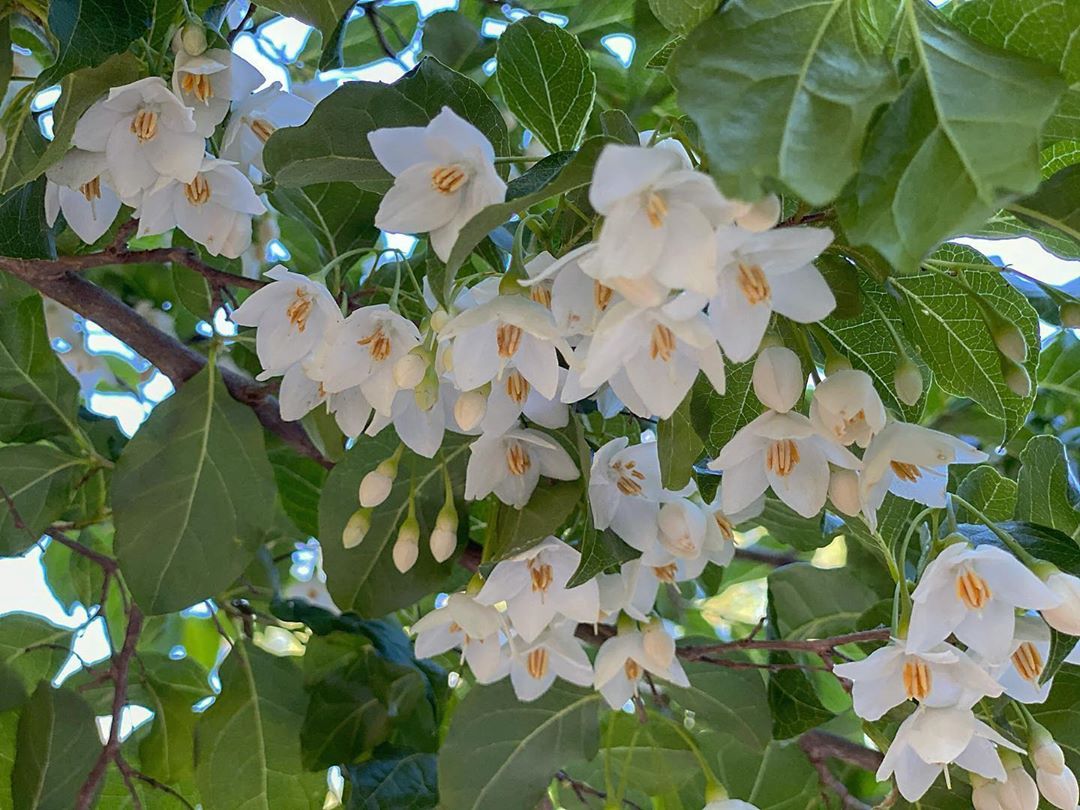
(45, 30, 312, 258)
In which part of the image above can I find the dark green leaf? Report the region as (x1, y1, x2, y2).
(257, 0, 353, 38)
(347, 754, 438, 810)
(487, 480, 581, 561)
(756, 497, 837, 552)
(0, 179, 54, 260)
(422, 11, 494, 73)
(269, 442, 327, 539)
(769, 563, 879, 639)
(690, 359, 761, 456)
(1008, 164, 1080, 255)
(667, 660, 771, 752)
(0, 444, 85, 556)
(0, 615, 71, 712)
(767, 655, 833, 739)
(657, 392, 703, 490)
(599, 109, 638, 145)
(959, 521, 1080, 576)
(43, 0, 152, 82)
(567, 524, 639, 588)
(649, 0, 719, 34)
(1016, 435, 1080, 540)
(956, 465, 1017, 523)
(269, 183, 381, 264)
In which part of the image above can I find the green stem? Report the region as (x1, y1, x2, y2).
(492, 154, 543, 165)
(948, 494, 1041, 567)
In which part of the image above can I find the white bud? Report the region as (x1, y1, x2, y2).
(393, 352, 427, 390)
(823, 353, 852, 376)
(641, 622, 675, 670)
(429, 308, 450, 333)
(429, 527, 457, 563)
(1032, 724, 1067, 776)
(359, 470, 393, 508)
(453, 389, 487, 431)
(342, 508, 371, 549)
(1041, 571, 1080, 636)
(181, 23, 208, 56)
(1000, 765, 1039, 810)
(734, 194, 781, 232)
(392, 518, 420, 573)
(752, 346, 804, 413)
(992, 321, 1027, 363)
(828, 468, 861, 517)
(1002, 357, 1032, 397)
(1037, 765, 1079, 810)
(893, 355, 923, 406)
(971, 778, 1005, 810)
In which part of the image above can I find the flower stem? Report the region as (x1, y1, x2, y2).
(948, 494, 1041, 567)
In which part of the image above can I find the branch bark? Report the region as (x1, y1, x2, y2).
(799, 729, 884, 810)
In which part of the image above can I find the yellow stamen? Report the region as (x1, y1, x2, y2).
(183, 174, 211, 206)
(645, 192, 667, 228)
(496, 323, 523, 358)
(653, 563, 678, 583)
(250, 118, 275, 143)
(890, 460, 922, 483)
(356, 325, 392, 361)
(530, 284, 552, 308)
(594, 280, 613, 311)
(79, 176, 102, 202)
(526, 647, 549, 679)
(529, 561, 553, 593)
(431, 165, 467, 194)
(766, 439, 800, 477)
(180, 72, 213, 103)
(649, 323, 676, 362)
(1011, 642, 1044, 683)
(737, 263, 770, 305)
(624, 658, 642, 681)
(714, 512, 734, 541)
(611, 460, 645, 496)
(955, 567, 992, 610)
(504, 370, 530, 405)
(130, 109, 159, 143)
(506, 441, 531, 476)
(902, 659, 932, 701)
(285, 289, 313, 332)
(448, 621, 462, 634)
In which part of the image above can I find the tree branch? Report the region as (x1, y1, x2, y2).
(799, 729, 884, 810)
(677, 628, 891, 662)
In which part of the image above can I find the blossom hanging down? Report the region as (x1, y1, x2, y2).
(369, 106, 506, 261)
(44, 150, 123, 244)
(991, 615, 1054, 704)
(809, 368, 887, 448)
(412, 592, 507, 684)
(221, 82, 314, 176)
(506, 620, 593, 702)
(593, 626, 689, 709)
(172, 48, 263, 135)
(464, 427, 579, 508)
(589, 437, 667, 553)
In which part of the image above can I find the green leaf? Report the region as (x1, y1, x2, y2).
(891, 245, 1040, 443)
(838, 1, 1065, 272)
(113, 366, 279, 614)
(1030, 666, 1080, 772)
(667, 661, 772, 753)
(599, 711, 702, 801)
(12, 684, 99, 810)
(269, 442, 327, 539)
(956, 465, 1017, 523)
(487, 480, 581, 562)
(0, 444, 85, 556)
(657, 393, 704, 491)
(0, 615, 71, 712)
(195, 642, 325, 809)
(690, 359, 761, 456)
(756, 497, 837, 552)
(567, 524, 639, 588)
(598, 108, 639, 145)
(1008, 163, 1080, 250)
(347, 754, 438, 810)
(649, 0, 719, 34)
(0, 710, 16, 809)
(496, 17, 596, 153)
(257, 0, 353, 38)
(437, 681, 600, 810)
(959, 521, 1080, 576)
(769, 564, 879, 639)
(422, 11, 494, 73)
(1015, 435, 1080, 540)
(270, 183, 380, 263)
(316, 4, 420, 71)
(42, 0, 152, 83)
(767, 656, 833, 739)
(669, 0, 899, 205)
(319, 431, 468, 617)
(1042, 626, 1074, 686)
(137, 655, 210, 785)
(0, 179, 54, 260)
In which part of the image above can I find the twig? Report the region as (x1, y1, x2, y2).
(678, 628, 890, 662)
(226, 2, 258, 45)
(555, 770, 645, 810)
(116, 755, 198, 810)
(735, 546, 799, 567)
(364, 4, 406, 66)
(799, 729, 884, 810)
(46, 528, 119, 572)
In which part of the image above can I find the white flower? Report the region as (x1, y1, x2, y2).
(992, 615, 1053, 704)
(589, 437, 664, 553)
(908, 543, 1061, 662)
(593, 627, 689, 710)
(136, 156, 265, 258)
(364, 383, 451, 459)
(172, 49, 263, 135)
(283, 575, 341, 615)
(44, 150, 122, 244)
(972, 763, 1039, 810)
(412, 592, 506, 683)
(277, 362, 374, 438)
(703, 486, 763, 567)
(621, 558, 705, 620)
(546, 244, 619, 337)
(656, 498, 708, 561)
(464, 427, 579, 508)
(230, 266, 342, 377)
(440, 294, 573, 401)
(73, 77, 205, 199)
(576, 301, 726, 420)
(475, 537, 599, 642)
(1041, 569, 1080, 636)
(588, 143, 740, 297)
(703, 802, 760, 810)
(221, 82, 314, 175)
(859, 422, 988, 530)
(507, 620, 593, 702)
(369, 106, 506, 261)
(708, 226, 835, 362)
(875, 705, 1021, 802)
(833, 638, 1003, 721)
(809, 369, 886, 448)
(751, 346, 805, 413)
(1038, 766, 1080, 810)
(828, 468, 862, 516)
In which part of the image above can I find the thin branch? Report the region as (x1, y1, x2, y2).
(734, 546, 799, 567)
(226, 2, 258, 45)
(799, 729, 884, 810)
(46, 528, 119, 572)
(555, 770, 645, 810)
(116, 755, 198, 810)
(363, 4, 407, 67)
(678, 628, 891, 662)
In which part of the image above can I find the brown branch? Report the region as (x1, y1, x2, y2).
(678, 628, 891, 662)
(0, 256, 331, 468)
(363, 3, 405, 65)
(555, 770, 644, 810)
(799, 729, 884, 810)
(46, 528, 118, 572)
(734, 546, 799, 567)
(116, 755, 198, 810)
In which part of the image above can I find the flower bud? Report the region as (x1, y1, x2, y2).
(1001, 355, 1032, 397)
(429, 308, 450, 333)
(393, 351, 427, 390)
(971, 775, 1005, 810)
(392, 517, 420, 573)
(413, 367, 440, 412)
(828, 468, 861, 516)
(752, 346, 804, 413)
(893, 354, 923, 407)
(1037, 765, 1079, 810)
(641, 621, 675, 670)
(734, 194, 781, 233)
(429, 527, 457, 563)
(1041, 569, 1080, 635)
(1060, 300, 1080, 328)
(454, 389, 487, 431)
(1031, 722, 1066, 776)
(181, 23, 208, 56)
(359, 455, 400, 507)
(824, 353, 852, 376)
(990, 317, 1027, 363)
(342, 507, 371, 549)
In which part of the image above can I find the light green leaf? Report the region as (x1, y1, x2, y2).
(257, 0, 353, 38)
(756, 497, 837, 552)
(0, 444, 86, 556)
(657, 392, 704, 491)
(1038, 328, 1080, 399)
(649, 0, 719, 34)
(669, 0, 899, 205)
(496, 17, 596, 153)
(1016, 435, 1080, 540)
(195, 642, 325, 809)
(487, 480, 581, 562)
(0, 710, 16, 809)
(667, 661, 771, 753)
(269, 441, 327, 539)
(438, 681, 600, 810)
(960, 521, 1080, 576)
(12, 684, 99, 810)
(769, 564, 879, 640)
(137, 655, 210, 785)
(690, 359, 761, 456)
(599, 711, 702, 802)
(767, 655, 833, 739)
(838, 1, 1064, 272)
(956, 465, 1017, 523)
(113, 366, 279, 614)
(891, 245, 1040, 443)
(971, 209, 1080, 261)
(269, 183, 380, 262)
(0, 615, 71, 712)
(319, 431, 467, 617)
(42, 0, 152, 82)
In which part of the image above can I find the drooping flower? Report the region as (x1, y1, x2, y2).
(276, 362, 374, 438)
(702, 485, 764, 567)
(412, 592, 507, 684)
(589, 437, 665, 553)
(172, 48, 263, 135)
(137, 156, 266, 258)
(809, 369, 887, 448)
(283, 574, 341, 615)
(44, 150, 122, 244)
(907, 542, 1061, 662)
(751, 345, 805, 413)
(476, 537, 599, 642)
(833, 638, 1003, 721)
(221, 82, 314, 176)
(506, 620, 593, 702)
(1040, 567, 1080, 635)
(364, 380, 453, 459)
(593, 626, 689, 709)
(971, 759, 1039, 810)
(992, 615, 1053, 704)
(464, 427, 579, 508)
(708, 226, 836, 362)
(369, 106, 506, 261)
(73, 77, 205, 199)
(859, 421, 988, 530)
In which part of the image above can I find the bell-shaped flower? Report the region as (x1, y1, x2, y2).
(364, 381, 452, 459)
(576, 301, 726, 420)
(588, 143, 741, 297)
(593, 627, 689, 710)
(656, 498, 709, 561)
(908, 542, 1061, 662)
(507, 620, 593, 702)
(172, 49, 263, 135)
(621, 557, 707, 620)
(221, 82, 314, 176)
(833, 638, 1003, 722)
(707, 409, 860, 519)
(703, 486, 764, 567)
(972, 760, 1039, 810)
(283, 574, 341, 616)
(751, 345, 805, 413)
(369, 106, 506, 261)
(708, 226, 836, 362)
(991, 615, 1053, 704)
(876, 705, 1021, 801)
(276, 362, 374, 438)
(412, 592, 507, 683)
(810, 369, 887, 448)
(230, 265, 342, 377)
(589, 437, 665, 553)
(478, 367, 569, 436)
(72, 77, 205, 199)
(475, 537, 599, 642)
(44, 150, 122, 244)
(136, 156, 266, 258)
(548, 244, 620, 337)
(1040, 568, 1080, 635)
(440, 294, 573, 401)
(859, 422, 988, 530)
(464, 426, 578, 508)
